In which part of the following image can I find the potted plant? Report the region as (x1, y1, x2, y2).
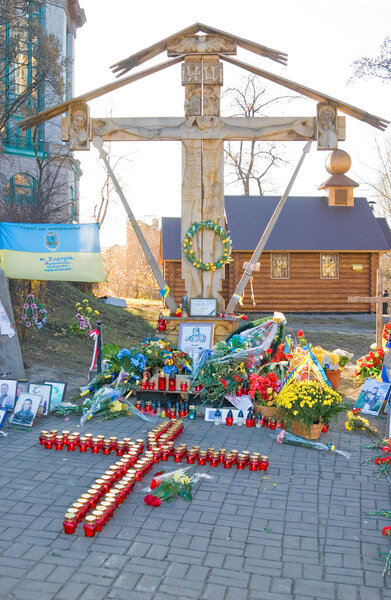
(276, 380, 346, 439)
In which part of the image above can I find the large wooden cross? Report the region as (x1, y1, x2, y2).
(21, 25, 388, 315)
(60, 40, 345, 313)
(348, 268, 385, 348)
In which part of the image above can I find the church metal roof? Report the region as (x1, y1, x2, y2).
(161, 196, 391, 260)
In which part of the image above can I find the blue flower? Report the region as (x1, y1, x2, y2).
(117, 348, 132, 360)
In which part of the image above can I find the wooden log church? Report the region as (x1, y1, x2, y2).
(161, 150, 391, 313)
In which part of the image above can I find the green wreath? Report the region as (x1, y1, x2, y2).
(182, 220, 232, 271)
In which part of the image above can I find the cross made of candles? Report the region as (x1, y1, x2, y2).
(39, 421, 269, 537)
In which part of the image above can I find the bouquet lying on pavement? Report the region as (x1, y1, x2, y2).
(271, 429, 351, 459)
(345, 408, 381, 438)
(143, 467, 212, 506)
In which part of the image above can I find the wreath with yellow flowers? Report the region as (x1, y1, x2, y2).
(182, 220, 232, 271)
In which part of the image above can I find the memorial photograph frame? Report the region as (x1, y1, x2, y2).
(178, 322, 214, 356)
(353, 379, 391, 416)
(9, 393, 42, 428)
(0, 408, 7, 428)
(28, 383, 52, 416)
(0, 378, 17, 410)
(44, 381, 67, 412)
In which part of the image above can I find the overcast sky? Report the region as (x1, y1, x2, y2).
(74, 0, 391, 246)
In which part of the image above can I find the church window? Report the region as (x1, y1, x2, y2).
(5, 173, 37, 204)
(271, 253, 290, 279)
(320, 253, 339, 279)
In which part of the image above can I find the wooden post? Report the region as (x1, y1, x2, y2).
(92, 136, 177, 314)
(347, 268, 384, 348)
(226, 139, 312, 314)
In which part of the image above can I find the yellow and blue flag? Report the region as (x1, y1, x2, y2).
(0, 222, 106, 282)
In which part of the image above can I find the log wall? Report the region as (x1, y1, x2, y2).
(163, 252, 379, 312)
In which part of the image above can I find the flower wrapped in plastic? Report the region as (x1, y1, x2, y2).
(271, 429, 351, 459)
(191, 316, 286, 404)
(143, 467, 212, 506)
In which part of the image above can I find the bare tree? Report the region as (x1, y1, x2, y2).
(0, 132, 76, 223)
(223, 75, 299, 195)
(0, 1, 64, 140)
(350, 36, 391, 82)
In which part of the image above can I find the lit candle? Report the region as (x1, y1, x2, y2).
(83, 515, 96, 537)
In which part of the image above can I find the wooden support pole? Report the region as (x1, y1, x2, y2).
(226, 139, 312, 314)
(348, 268, 384, 348)
(377, 269, 384, 349)
(92, 136, 177, 314)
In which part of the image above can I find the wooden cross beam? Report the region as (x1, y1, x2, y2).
(348, 268, 384, 348)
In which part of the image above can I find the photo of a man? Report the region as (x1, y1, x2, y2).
(9, 393, 41, 428)
(354, 380, 391, 416)
(0, 379, 17, 409)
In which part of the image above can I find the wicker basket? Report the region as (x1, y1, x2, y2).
(252, 403, 279, 418)
(290, 420, 323, 440)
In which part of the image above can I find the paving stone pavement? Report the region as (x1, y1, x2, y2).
(0, 414, 390, 600)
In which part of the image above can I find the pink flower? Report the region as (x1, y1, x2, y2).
(23, 303, 29, 309)
(31, 303, 37, 309)
(25, 322, 31, 328)
(21, 314, 27, 321)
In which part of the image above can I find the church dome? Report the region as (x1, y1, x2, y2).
(325, 149, 352, 174)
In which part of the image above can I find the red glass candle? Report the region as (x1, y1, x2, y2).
(259, 456, 269, 471)
(236, 387, 243, 397)
(61, 430, 70, 442)
(44, 437, 54, 449)
(249, 457, 258, 472)
(180, 381, 188, 392)
(218, 449, 226, 463)
(158, 370, 166, 391)
(224, 454, 233, 469)
(91, 438, 100, 453)
(198, 451, 207, 465)
(141, 379, 148, 390)
(79, 438, 88, 452)
(194, 385, 203, 392)
(261, 417, 267, 427)
(55, 435, 64, 450)
(97, 435, 104, 449)
(226, 415, 234, 426)
(174, 449, 182, 463)
(83, 515, 96, 537)
(168, 376, 176, 391)
(63, 513, 77, 535)
(145, 402, 151, 414)
(269, 421, 276, 430)
(72, 432, 80, 446)
(210, 454, 219, 467)
(110, 437, 118, 451)
(85, 434, 93, 448)
(39, 430, 48, 445)
(322, 424, 329, 433)
(49, 429, 58, 440)
(148, 380, 155, 390)
(237, 454, 246, 470)
(136, 439, 145, 453)
(92, 510, 105, 532)
(187, 452, 196, 464)
(242, 451, 250, 465)
(231, 450, 238, 465)
(116, 442, 125, 456)
(103, 441, 111, 455)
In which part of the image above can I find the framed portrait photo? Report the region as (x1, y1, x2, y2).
(0, 379, 17, 410)
(178, 322, 214, 359)
(9, 393, 42, 428)
(28, 383, 52, 416)
(16, 381, 29, 401)
(353, 379, 391, 416)
(44, 381, 67, 411)
(0, 408, 8, 428)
